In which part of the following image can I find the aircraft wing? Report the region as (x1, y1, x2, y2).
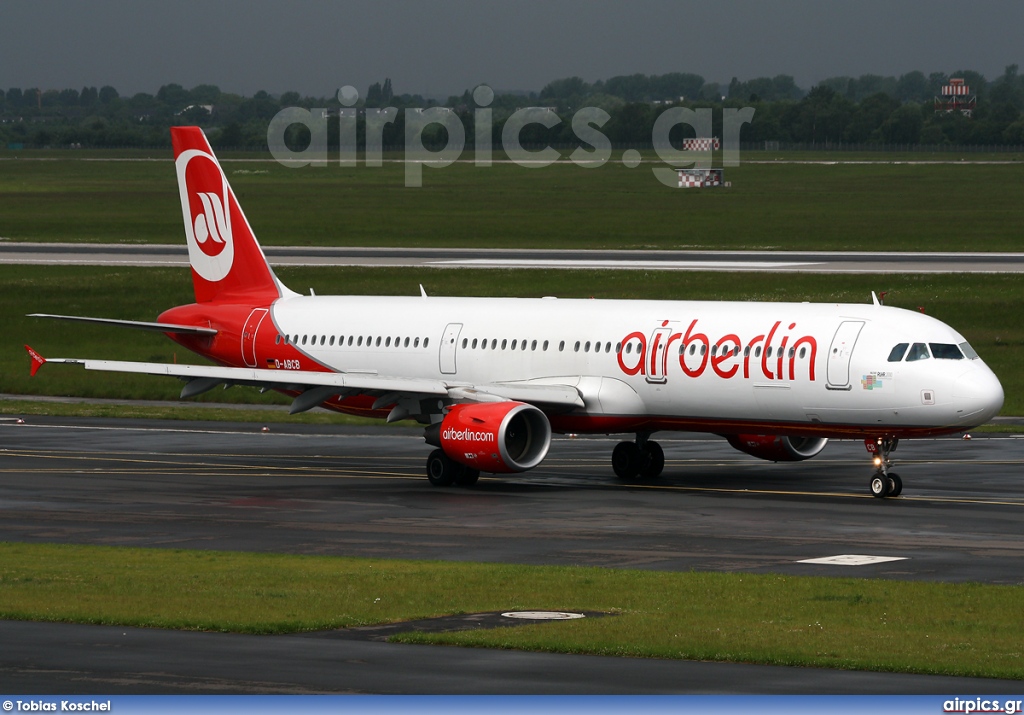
(28, 350, 583, 416)
(28, 313, 218, 336)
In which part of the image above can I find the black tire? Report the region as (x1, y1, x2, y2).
(426, 449, 457, 486)
(612, 441, 642, 480)
(870, 474, 890, 498)
(887, 472, 903, 497)
(640, 440, 665, 479)
(454, 466, 480, 487)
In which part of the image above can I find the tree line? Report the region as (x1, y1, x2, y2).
(2, 66, 1023, 150)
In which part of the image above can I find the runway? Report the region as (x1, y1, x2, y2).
(1, 416, 1022, 693)
(3, 242, 1024, 273)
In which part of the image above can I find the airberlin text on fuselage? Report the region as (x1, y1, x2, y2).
(617, 319, 818, 382)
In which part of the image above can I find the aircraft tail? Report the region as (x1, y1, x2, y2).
(171, 127, 290, 304)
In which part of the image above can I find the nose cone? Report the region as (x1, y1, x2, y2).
(953, 365, 1004, 426)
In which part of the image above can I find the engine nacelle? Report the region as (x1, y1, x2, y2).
(724, 434, 828, 462)
(431, 402, 551, 473)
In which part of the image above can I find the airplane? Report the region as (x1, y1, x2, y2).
(25, 126, 1004, 499)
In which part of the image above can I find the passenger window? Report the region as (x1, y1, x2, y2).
(616, 342, 622, 354)
(414, 338, 420, 348)
(887, 343, 909, 362)
(301, 335, 308, 345)
(960, 341, 979, 359)
(743, 346, 750, 357)
(511, 340, 517, 350)
(357, 336, 363, 346)
(472, 338, 478, 349)
(574, 341, 581, 352)
(754, 346, 761, 357)
(462, 338, 468, 348)
(521, 340, 527, 351)
(930, 343, 964, 360)
(906, 343, 930, 362)
(799, 347, 806, 358)
(532, 340, 538, 351)
(492, 339, 498, 349)
(501, 339, 507, 350)
(385, 337, 391, 347)
(559, 341, 565, 352)
(404, 337, 410, 347)
(347, 336, 353, 346)
(423, 338, 429, 347)
(584, 341, 591, 352)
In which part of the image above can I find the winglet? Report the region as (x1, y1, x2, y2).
(25, 345, 46, 377)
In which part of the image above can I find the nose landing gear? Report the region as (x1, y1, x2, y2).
(866, 437, 902, 498)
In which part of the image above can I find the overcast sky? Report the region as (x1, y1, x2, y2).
(2, 0, 1021, 99)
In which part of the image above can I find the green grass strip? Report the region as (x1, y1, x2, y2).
(0, 543, 1021, 679)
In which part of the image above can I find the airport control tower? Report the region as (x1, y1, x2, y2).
(934, 78, 976, 117)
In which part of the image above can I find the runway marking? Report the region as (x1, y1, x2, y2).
(433, 259, 821, 270)
(797, 555, 909, 566)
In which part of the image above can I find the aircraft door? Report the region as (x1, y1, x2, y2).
(826, 320, 864, 390)
(241, 308, 269, 368)
(439, 322, 463, 374)
(645, 327, 672, 384)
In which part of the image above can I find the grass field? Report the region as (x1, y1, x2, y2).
(0, 543, 1021, 679)
(1, 153, 1023, 251)
(5, 265, 1022, 414)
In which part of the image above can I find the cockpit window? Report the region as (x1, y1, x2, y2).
(905, 342, 930, 362)
(929, 343, 964, 360)
(959, 341, 980, 360)
(887, 343, 909, 362)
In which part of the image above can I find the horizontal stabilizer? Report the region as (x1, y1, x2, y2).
(28, 313, 217, 336)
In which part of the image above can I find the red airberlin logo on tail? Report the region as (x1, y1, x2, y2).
(176, 149, 235, 281)
(192, 187, 229, 257)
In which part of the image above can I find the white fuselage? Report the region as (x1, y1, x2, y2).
(263, 295, 1004, 438)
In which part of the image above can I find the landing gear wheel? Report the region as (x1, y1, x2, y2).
(640, 440, 665, 479)
(454, 466, 480, 487)
(870, 474, 890, 499)
(426, 449, 458, 486)
(612, 441, 642, 480)
(887, 472, 903, 498)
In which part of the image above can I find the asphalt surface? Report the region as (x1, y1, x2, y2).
(3, 242, 1024, 273)
(1, 416, 1023, 693)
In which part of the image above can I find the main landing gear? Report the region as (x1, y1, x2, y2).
(866, 437, 902, 499)
(426, 449, 480, 487)
(612, 433, 664, 481)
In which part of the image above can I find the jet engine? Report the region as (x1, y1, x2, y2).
(428, 402, 552, 473)
(724, 434, 828, 462)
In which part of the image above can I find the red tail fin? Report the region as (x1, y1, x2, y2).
(171, 127, 286, 304)
(25, 345, 46, 377)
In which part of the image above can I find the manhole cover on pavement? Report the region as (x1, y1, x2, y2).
(500, 611, 586, 620)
